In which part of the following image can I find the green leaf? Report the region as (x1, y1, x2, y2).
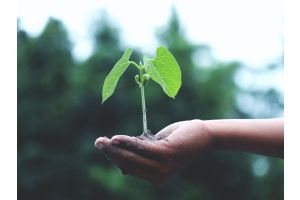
(102, 48, 133, 103)
(145, 46, 182, 98)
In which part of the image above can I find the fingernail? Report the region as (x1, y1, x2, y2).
(95, 139, 104, 149)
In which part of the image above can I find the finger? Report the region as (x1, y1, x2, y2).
(110, 135, 169, 160)
(95, 136, 110, 150)
(99, 141, 167, 182)
(155, 121, 184, 140)
(104, 142, 162, 172)
(96, 136, 172, 184)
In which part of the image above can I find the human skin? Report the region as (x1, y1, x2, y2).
(95, 118, 283, 184)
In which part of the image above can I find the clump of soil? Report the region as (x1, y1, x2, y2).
(137, 130, 158, 141)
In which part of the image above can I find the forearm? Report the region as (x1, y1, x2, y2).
(206, 118, 284, 158)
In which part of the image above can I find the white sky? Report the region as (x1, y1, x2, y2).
(18, 0, 283, 67)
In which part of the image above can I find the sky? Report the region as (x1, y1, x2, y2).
(18, 0, 283, 68)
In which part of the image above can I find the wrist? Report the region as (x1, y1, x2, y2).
(189, 119, 218, 151)
(203, 120, 224, 150)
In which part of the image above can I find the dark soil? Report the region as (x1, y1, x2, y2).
(137, 130, 158, 141)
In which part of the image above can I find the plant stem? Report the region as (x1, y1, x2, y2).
(129, 61, 141, 70)
(140, 69, 148, 134)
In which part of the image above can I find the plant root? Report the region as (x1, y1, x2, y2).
(137, 130, 157, 141)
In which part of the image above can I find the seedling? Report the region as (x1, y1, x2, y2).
(102, 46, 181, 140)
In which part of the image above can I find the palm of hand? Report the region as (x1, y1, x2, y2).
(95, 120, 210, 184)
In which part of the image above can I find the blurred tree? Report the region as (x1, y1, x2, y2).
(18, 18, 73, 139)
(18, 18, 85, 200)
(235, 60, 284, 119)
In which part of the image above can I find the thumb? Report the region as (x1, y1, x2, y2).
(155, 121, 185, 140)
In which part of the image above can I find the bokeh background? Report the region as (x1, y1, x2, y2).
(18, 0, 283, 199)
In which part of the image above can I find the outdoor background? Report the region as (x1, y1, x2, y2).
(18, 1, 283, 200)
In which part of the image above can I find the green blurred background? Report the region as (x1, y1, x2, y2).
(18, 6, 283, 200)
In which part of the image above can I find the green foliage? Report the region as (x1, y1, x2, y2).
(145, 46, 182, 98)
(102, 46, 182, 102)
(102, 48, 133, 103)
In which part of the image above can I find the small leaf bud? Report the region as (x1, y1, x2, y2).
(142, 74, 151, 86)
(135, 74, 142, 87)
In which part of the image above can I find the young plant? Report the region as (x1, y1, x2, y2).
(102, 46, 181, 140)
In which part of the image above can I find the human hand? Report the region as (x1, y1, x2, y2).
(95, 120, 214, 184)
